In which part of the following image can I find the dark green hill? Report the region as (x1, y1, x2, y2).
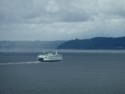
(57, 37, 125, 49)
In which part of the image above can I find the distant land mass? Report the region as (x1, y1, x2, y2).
(57, 37, 125, 50)
(0, 41, 63, 52)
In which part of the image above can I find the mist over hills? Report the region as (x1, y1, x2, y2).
(58, 37, 125, 50)
(0, 41, 63, 52)
(1, 36, 125, 52)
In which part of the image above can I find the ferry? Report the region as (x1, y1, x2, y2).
(37, 51, 62, 62)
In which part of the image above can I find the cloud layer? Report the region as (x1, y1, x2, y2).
(0, 0, 125, 40)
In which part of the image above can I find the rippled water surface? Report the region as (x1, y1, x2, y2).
(0, 51, 125, 94)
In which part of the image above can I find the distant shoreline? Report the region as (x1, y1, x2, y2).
(1, 49, 125, 53)
(58, 37, 125, 49)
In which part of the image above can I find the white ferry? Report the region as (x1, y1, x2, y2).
(37, 51, 62, 62)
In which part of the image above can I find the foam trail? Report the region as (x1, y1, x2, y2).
(0, 61, 41, 66)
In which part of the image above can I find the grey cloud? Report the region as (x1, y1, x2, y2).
(0, 0, 92, 24)
(59, 11, 91, 22)
(0, 0, 125, 40)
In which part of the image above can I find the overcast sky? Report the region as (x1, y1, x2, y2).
(0, 0, 125, 41)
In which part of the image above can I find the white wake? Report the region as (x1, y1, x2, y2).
(0, 61, 41, 65)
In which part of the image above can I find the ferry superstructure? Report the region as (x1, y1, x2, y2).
(37, 51, 62, 62)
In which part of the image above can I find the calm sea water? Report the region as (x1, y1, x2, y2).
(0, 51, 125, 94)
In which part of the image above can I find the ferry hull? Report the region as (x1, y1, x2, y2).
(38, 59, 62, 62)
(38, 58, 62, 62)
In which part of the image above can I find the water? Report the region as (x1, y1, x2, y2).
(0, 51, 125, 94)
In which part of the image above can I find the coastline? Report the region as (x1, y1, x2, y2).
(1, 49, 125, 53)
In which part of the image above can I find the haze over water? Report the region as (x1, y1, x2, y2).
(0, 50, 125, 94)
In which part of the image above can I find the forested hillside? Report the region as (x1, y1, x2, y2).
(58, 37, 125, 49)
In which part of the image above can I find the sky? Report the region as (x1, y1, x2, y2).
(0, 0, 125, 41)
